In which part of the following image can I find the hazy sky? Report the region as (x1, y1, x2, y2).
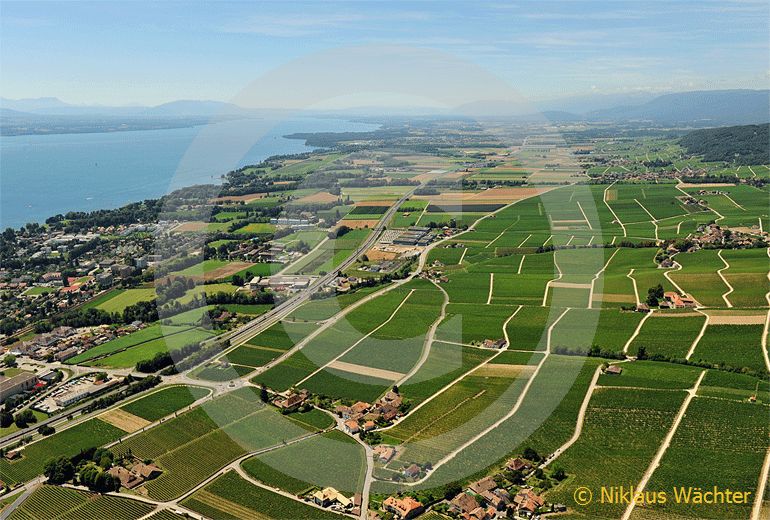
(1, 0, 768, 107)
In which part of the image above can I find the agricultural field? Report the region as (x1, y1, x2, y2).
(242, 430, 366, 495)
(6, 485, 154, 520)
(628, 313, 707, 359)
(181, 471, 344, 520)
(690, 323, 766, 373)
(383, 359, 536, 466)
(7, 130, 770, 520)
(111, 387, 321, 501)
(546, 388, 687, 519)
(638, 398, 770, 519)
(118, 385, 211, 422)
(72, 326, 215, 368)
(93, 287, 157, 313)
(0, 418, 125, 485)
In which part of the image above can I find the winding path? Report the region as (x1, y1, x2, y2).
(603, 181, 627, 237)
(716, 249, 734, 308)
(395, 280, 449, 387)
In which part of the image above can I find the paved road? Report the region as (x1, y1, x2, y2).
(206, 187, 416, 354)
(620, 370, 706, 520)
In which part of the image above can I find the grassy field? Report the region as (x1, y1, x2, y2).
(669, 249, 731, 308)
(181, 471, 344, 520)
(65, 324, 192, 364)
(384, 367, 533, 466)
(74, 326, 215, 368)
(435, 303, 519, 345)
(697, 369, 770, 402)
(119, 385, 211, 422)
(399, 342, 495, 404)
(7, 485, 154, 520)
(95, 288, 157, 313)
(549, 308, 644, 354)
(720, 247, 770, 307)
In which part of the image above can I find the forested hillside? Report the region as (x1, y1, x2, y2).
(680, 123, 769, 165)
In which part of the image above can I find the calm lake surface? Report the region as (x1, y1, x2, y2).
(0, 117, 377, 229)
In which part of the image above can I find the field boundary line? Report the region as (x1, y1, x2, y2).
(294, 289, 416, 387)
(378, 305, 524, 433)
(751, 445, 770, 520)
(588, 248, 620, 309)
(276, 236, 329, 276)
(723, 193, 746, 210)
(663, 260, 687, 296)
(486, 273, 495, 304)
(603, 181, 626, 237)
(485, 216, 520, 249)
(716, 249, 734, 308)
(576, 200, 593, 230)
(634, 198, 659, 240)
(623, 309, 654, 354)
(627, 268, 640, 305)
(620, 370, 706, 520)
(761, 248, 770, 372)
(518, 234, 532, 247)
(541, 363, 603, 467)
(416, 202, 430, 226)
(542, 253, 563, 307)
(458, 247, 468, 265)
(517, 255, 526, 274)
(685, 310, 710, 360)
(395, 281, 450, 387)
(398, 307, 568, 486)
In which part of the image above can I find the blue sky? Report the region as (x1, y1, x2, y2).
(1, 1, 768, 107)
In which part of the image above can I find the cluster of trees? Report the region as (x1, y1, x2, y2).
(39, 298, 158, 332)
(0, 408, 38, 429)
(44, 447, 119, 492)
(642, 158, 673, 168)
(328, 225, 352, 239)
(45, 199, 163, 232)
(646, 284, 665, 306)
(680, 123, 769, 166)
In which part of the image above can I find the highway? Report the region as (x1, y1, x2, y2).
(196, 188, 416, 362)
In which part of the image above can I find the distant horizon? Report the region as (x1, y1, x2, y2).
(3, 87, 769, 118)
(2, 1, 768, 106)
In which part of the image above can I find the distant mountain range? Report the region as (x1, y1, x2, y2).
(2, 89, 768, 134)
(584, 90, 769, 125)
(0, 98, 245, 117)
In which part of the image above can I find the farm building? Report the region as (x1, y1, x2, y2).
(383, 496, 424, 519)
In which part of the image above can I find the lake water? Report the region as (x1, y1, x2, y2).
(0, 117, 378, 229)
